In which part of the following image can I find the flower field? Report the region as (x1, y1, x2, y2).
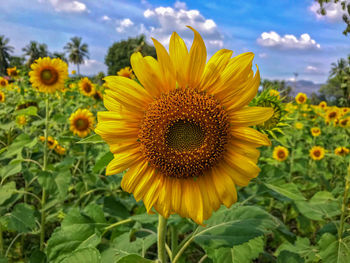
(0, 35, 350, 263)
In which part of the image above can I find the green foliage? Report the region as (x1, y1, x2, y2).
(105, 35, 156, 75)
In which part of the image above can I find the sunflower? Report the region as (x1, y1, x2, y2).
(295, 93, 307, 104)
(7, 66, 19, 78)
(0, 77, 8, 88)
(47, 136, 58, 149)
(295, 122, 303, 130)
(93, 90, 103, 101)
(273, 146, 289, 161)
(55, 145, 66, 155)
(325, 108, 339, 123)
(310, 146, 325, 161)
(69, 109, 95, 137)
(29, 57, 68, 93)
(95, 27, 273, 224)
(269, 89, 280, 99)
(117, 66, 135, 79)
(0, 91, 5, 102)
(71, 70, 76, 75)
(335, 147, 349, 156)
(339, 117, 349, 128)
(319, 101, 327, 109)
(78, 77, 95, 96)
(311, 127, 321, 137)
(16, 115, 27, 126)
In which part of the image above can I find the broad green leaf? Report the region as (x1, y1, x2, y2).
(0, 159, 22, 179)
(61, 248, 101, 263)
(277, 251, 304, 263)
(0, 134, 37, 160)
(7, 203, 36, 233)
(275, 237, 316, 262)
(264, 183, 306, 201)
(117, 254, 154, 263)
(93, 151, 113, 173)
(77, 134, 104, 144)
(318, 233, 350, 263)
(0, 182, 16, 205)
(103, 196, 130, 219)
(14, 106, 38, 116)
(29, 250, 46, 263)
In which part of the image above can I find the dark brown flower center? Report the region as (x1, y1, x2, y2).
(0, 80, 6, 86)
(328, 112, 337, 118)
(75, 118, 89, 131)
(83, 83, 92, 93)
(277, 150, 286, 159)
(313, 150, 321, 157)
(139, 88, 229, 178)
(298, 96, 305, 103)
(40, 68, 58, 85)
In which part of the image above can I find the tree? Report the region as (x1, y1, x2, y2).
(64, 37, 89, 75)
(330, 58, 347, 77)
(22, 41, 49, 66)
(0, 35, 14, 75)
(52, 52, 68, 63)
(105, 35, 156, 75)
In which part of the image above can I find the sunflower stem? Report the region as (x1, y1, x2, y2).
(83, 143, 87, 174)
(40, 95, 49, 251)
(170, 225, 178, 258)
(338, 163, 350, 241)
(157, 214, 168, 263)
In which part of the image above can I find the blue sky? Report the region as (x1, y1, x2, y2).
(1, 0, 349, 83)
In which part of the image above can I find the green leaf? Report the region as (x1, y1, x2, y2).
(77, 134, 104, 144)
(0, 159, 22, 179)
(295, 191, 341, 221)
(264, 183, 306, 201)
(275, 237, 316, 262)
(277, 251, 304, 263)
(93, 151, 113, 173)
(61, 248, 101, 263)
(7, 203, 36, 233)
(195, 206, 281, 249)
(14, 106, 38, 116)
(0, 182, 16, 205)
(0, 134, 37, 160)
(117, 254, 154, 263)
(318, 233, 350, 263)
(29, 250, 46, 263)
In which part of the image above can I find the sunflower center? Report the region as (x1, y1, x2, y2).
(139, 88, 229, 178)
(277, 150, 285, 159)
(83, 83, 92, 93)
(40, 68, 58, 85)
(341, 119, 348, 126)
(75, 118, 89, 131)
(298, 97, 305, 103)
(313, 150, 321, 157)
(329, 112, 336, 118)
(0, 80, 6, 86)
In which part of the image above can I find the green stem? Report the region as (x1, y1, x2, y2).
(157, 214, 168, 263)
(102, 218, 133, 237)
(170, 225, 178, 258)
(338, 164, 350, 241)
(172, 227, 199, 263)
(83, 144, 87, 174)
(0, 223, 3, 256)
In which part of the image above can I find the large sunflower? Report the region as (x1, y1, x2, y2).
(69, 109, 95, 137)
(29, 57, 68, 93)
(95, 27, 273, 224)
(78, 77, 96, 96)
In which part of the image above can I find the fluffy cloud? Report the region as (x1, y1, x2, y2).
(77, 59, 107, 75)
(257, 31, 321, 50)
(116, 18, 134, 33)
(309, 1, 347, 22)
(102, 15, 111, 21)
(143, 5, 223, 51)
(305, 65, 318, 72)
(258, 53, 267, 58)
(42, 0, 88, 13)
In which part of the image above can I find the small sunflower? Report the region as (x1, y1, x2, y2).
(0, 91, 5, 102)
(273, 146, 289, 161)
(310, 146, 325, 161)
(55, 145, 66, 155)
(16, 115, 27, 126)
(29, 57, 68, 93)
(0, 77, 8, 88)
(311, 127, 321, 137)
(295, 93, 307, 104)
(71, 70, 76, 75)
(69, 109, 95, 137)
(335, 147, 349, 156)
(7, 66, 19, 78)
(78, 77, 96, 96)
(95, 27, 273, 224)
(295, 122, 303, 130)
(117, 66, 135, 79)
(318, 101, 327, 109)
(269, 89, 280, 99)
(47, 136, 58, 149)
(93, 90, 103, 101)
(325, 107, 339, 123)
(339, 117, 349, 128)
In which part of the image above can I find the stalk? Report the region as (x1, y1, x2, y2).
(0, 223, 3, 256)
(338, 164, 350, 241)
(157, 214, 168, 263)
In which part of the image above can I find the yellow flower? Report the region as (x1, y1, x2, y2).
(318, 101, 327, 109)
(325, 107, 339, 123)
(16, 115, 27, 126)
(78, 77, 95, 96)
(310, 146, 325, 161)
(95, 27, 273, 224)
(7, 66, 19, 78)
(295, 93, 307, 104)
(269, 89, 280, 99)
(295, 122, 303, 130)
(93, 90, 103, 101)
(311, 127, 321, 137)
(29, 57, 68, 93)
(339, 117, 349, 128)
(55, 145, 66, 155)
(117, 66, 135, 79)
(273, 146, 289, 161)
(39, 136, 45, 142)
(69, 109, 95, 137)
(0, 91, 5, 102)
(47, 136, 58, 149)
(335, 147, 349, 156)
(71, 70, 76, 75)
(0, 77, 8, 88)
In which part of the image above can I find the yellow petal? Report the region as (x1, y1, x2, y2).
(231, 126, 271, 146)
(169, 32, 189, 88)
(220, 160, 253, 187)
(211, 166, 237, 208)
(154, 176, 172, 218)
(225, 149, 260, 176)
(106, 151, 142, 175)
(186, 26, 207, 88)
(121, 160, 148, 192)
(229, 107, 274, 126)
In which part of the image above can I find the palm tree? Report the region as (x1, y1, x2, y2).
(52, 52, 68, 63)
(330, 58, 347, 77)
(64, 37, 89, 75)
(0, 35, 14, 74)
(22, 41, 49, 66)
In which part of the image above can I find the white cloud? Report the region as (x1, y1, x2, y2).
(257, 31, 321, 50)
(305, 65, 318, 72)
(309, 1, 348, 22)
(258, 53, 267, 58)
(116, 18, 134, 33)
(142, 5, 223, 51)
(76, 59, 107, 75)
(102, 15, 111, 21)
(174, 1, 187, 10)
(42, 0, 88, 13)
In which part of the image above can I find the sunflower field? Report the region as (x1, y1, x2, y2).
(0, 29, 350, 263)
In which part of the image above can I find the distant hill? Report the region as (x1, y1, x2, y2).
(286, 80, 323, 97)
